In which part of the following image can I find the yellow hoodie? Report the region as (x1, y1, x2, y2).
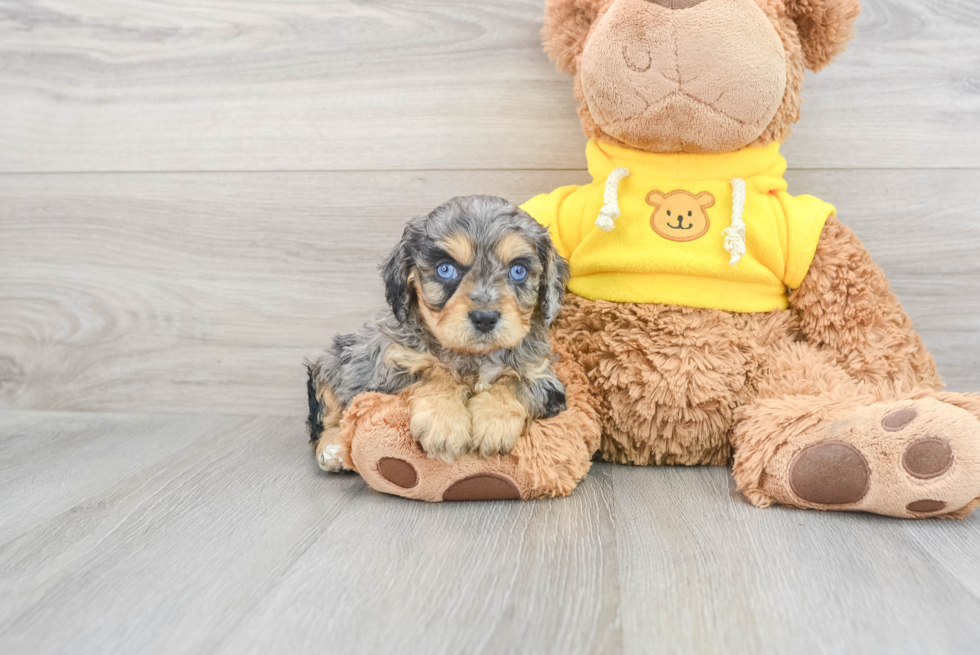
(521, 140, 835, 313)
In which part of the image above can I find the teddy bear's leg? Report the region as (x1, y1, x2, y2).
(336, 344, 601, 502)
(550, 294, 763, 466)
(731, 217, 980, 518)
(732, 342, 980, 518)
(789, 215, 942, 393)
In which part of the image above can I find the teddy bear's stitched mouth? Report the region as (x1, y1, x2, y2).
(631, 90, 763, 130)
(599, 90, 768, 152)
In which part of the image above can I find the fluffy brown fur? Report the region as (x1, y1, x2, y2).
(785, 0, 862, 71)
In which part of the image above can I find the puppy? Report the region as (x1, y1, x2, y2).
(307, 195, 571, 471)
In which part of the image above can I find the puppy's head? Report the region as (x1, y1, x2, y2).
(382, 196, 570, 354)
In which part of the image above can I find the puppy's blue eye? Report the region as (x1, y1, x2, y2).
(509, 265, 528, 282)
(437, 263, 458, 280)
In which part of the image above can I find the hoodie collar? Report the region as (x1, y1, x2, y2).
(587, 139, 787, 183)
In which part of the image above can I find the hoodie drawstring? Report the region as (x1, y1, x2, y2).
(595, 167, 631, 232)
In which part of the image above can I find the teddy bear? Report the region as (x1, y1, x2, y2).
(317, 0, 980, 519)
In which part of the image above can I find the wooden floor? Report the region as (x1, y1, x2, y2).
(2, 1, 980, 653)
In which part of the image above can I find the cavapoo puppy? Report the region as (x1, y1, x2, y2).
(307, 195, 571, 471)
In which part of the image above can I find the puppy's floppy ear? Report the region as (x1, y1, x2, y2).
(534, 227, 571, 327)
(380, 218, 421, 323)
(785, 0, 861, 72)
(543, 0, 610, 75)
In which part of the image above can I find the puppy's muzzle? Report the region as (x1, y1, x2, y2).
(469, 310, 501, 334)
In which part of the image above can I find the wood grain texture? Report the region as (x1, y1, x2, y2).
(612, 465, 980, 655)
(0, 0, 978, 172)
(0, 411, 621, 655)
(2, 411, 980, 655)
(2, 168, 978, 416)
(0, 411, 234, 544)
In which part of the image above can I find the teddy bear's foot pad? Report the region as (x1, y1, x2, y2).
(760, 397, 980, 519)
(375, 457, 520, 500)
(344, 396, 530, 502)
(377, 457, 419, 489)
(788, 441, 870, 505)
(361, 445, 524, 502)
(443, 474, 521, 501)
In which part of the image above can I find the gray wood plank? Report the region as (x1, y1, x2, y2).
(0, 411, 620, 655)
(0, 411, 233, 544)
(0, 412, 367, 654)
(216, 466, 621, 655)
(2, 168, 977, 416)
(0, 0, 977, 173)
(3, 410, 980, 655)
(612, 464, 980, 655)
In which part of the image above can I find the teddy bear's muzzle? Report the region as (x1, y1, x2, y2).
(579, 0, 787, 153)
(645, 0, 709, 9)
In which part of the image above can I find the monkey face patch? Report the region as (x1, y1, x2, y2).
(646, 190, 715, 242)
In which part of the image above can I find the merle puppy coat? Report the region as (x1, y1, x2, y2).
(308, 195, 570, 471)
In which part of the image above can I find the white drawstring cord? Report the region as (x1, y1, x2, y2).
(723, 177, 747, 266)
(595, 167, 631, 232)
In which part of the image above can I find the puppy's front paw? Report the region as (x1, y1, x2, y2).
(410, 397, 473, 463)
(315, 441, 350, 473)
(468, 388, 527, 458)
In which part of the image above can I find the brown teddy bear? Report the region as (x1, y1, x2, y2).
(319, 0, 980, 518)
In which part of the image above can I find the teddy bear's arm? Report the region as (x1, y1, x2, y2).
(788, 215, 941, 390)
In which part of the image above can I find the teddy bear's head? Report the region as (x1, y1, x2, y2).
(543, 0, 860, 153)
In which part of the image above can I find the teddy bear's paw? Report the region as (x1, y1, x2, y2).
(347, 399, 525, 502)
(767, 397, 980, 519)
(360, 450, 522, 502)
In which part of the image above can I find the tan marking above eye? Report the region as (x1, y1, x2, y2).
(495, 232, 535, 264)
(437, 232, 475, 267)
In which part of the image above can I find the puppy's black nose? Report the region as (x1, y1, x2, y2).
(469, 310, 501, 334)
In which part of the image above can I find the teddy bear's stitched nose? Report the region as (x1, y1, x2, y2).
(647, 0, 708, 9)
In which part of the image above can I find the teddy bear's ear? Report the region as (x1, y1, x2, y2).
(646, 190, 666, 208)
(542, 0, 610, 75)
(785, 0, 862, 72)
(696, 192, 716, 209)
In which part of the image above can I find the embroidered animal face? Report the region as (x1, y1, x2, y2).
(646, 190, 715, 242)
